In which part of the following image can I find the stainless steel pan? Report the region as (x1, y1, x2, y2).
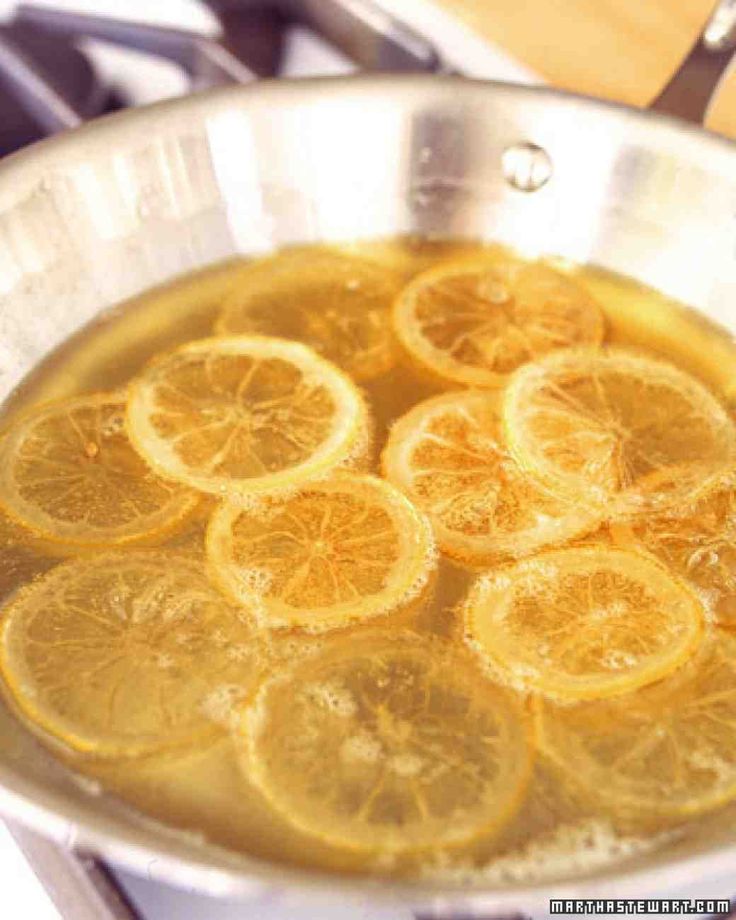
(1, 2, 736, 915)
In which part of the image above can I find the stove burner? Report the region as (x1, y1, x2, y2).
(0, 21, 111, 156)
(0, 0, 442, 159)
(217, 5, 286, 77)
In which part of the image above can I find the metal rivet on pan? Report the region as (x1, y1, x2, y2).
(502, 142, 553, 192)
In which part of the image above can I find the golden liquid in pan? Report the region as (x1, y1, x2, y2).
(1, 236, 736, 882)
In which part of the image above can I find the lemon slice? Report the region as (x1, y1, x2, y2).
(239, 632, 533, 853)
(382, 390, 598, 567)
(207, 473, 436, 633)
(216, 248, 400, 382)
(393, 255, 604, 387)
(609, 473, 736, 628)
(464, 547, 704, 701)
(537, 630, 736, 819)
(0, 393, 198, 550)
(126, 336, 369, 500)
(503, 349, 736, 516)
(0, 551, 263, 757)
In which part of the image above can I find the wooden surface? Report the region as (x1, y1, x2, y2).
(431, 0, 736, 136)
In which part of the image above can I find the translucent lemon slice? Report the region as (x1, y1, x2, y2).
(126, 336, 370, 500)
(207, 473, 436, 633)
(503, 349, 736, 516)
(382, 390, 599, 567)
(393, 255, 604, 387)
(0, 551, 264, 757)
(216, 248, 400, 382)
(463, 547, 704, 701)
(0, 393, 198, 550)
(609, 472, 736, 628)
(537, 630, 736, 819)
(239, 632, 533, 853)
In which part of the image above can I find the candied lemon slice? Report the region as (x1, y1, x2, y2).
(126, 336, 369, 500)
(463, 547, 704, 701)
(0, 551, 264, 757)
(537, 630, 736, 819)
(609, 473, 736, 628)
(239, 632, 533, 853)
(382, 390, 598, 567)
(503, 349, 736, 516)
(392, 255, 604, 387)
(215, 248, 400, 382)
(207, 473, 436, 633)
(0, 393, 197, 550)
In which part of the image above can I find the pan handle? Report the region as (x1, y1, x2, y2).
(650, 0, 736, 124)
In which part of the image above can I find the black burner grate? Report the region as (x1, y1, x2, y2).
(0, 0, 442, 156)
